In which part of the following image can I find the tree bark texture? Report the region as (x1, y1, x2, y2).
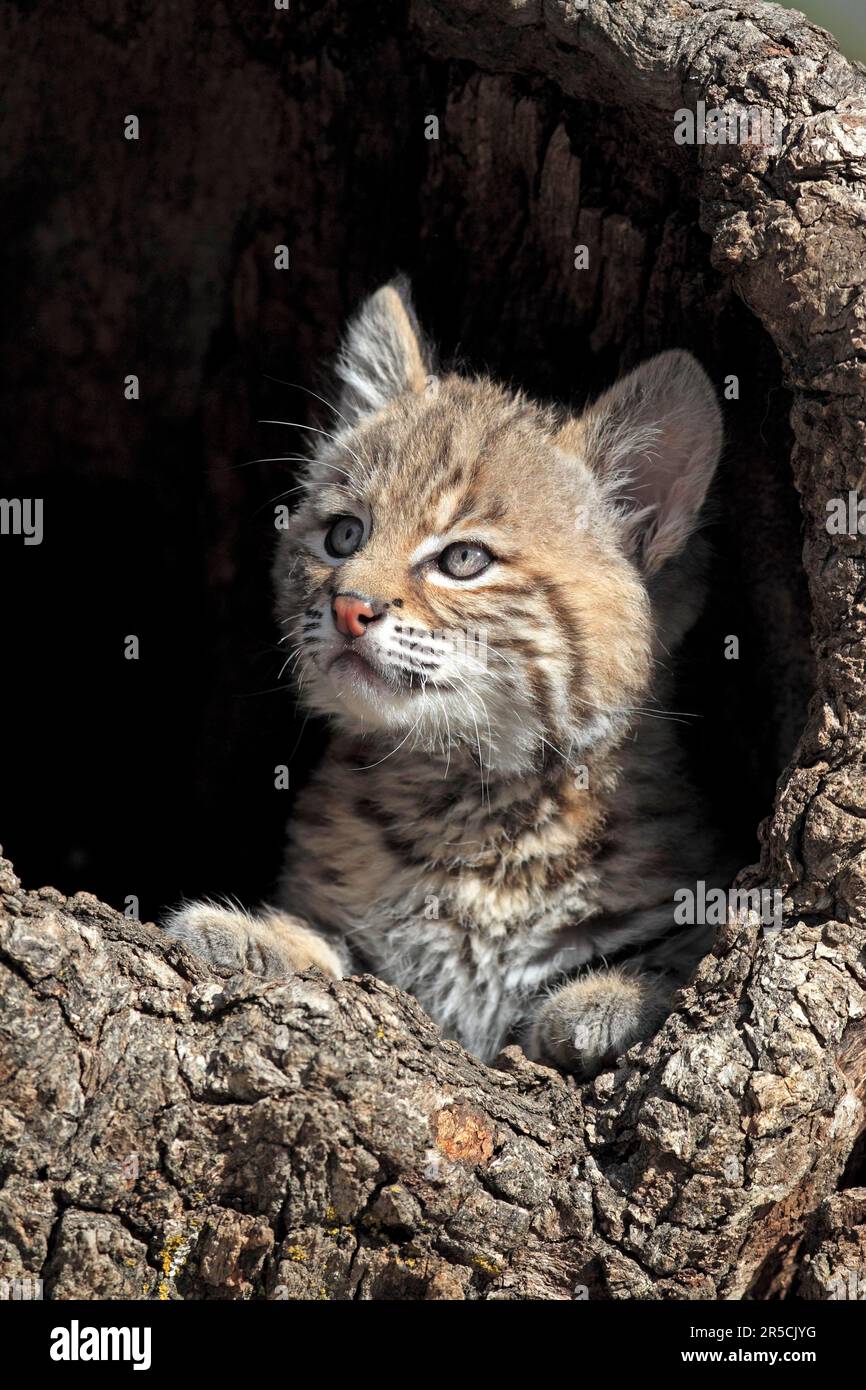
(2, 0, 866, 1299)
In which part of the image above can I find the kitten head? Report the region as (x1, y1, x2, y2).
(273, 278, 722, 774)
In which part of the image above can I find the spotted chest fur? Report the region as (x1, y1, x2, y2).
(280, 741, 604, 1058)
(280, 715, 717, 1062)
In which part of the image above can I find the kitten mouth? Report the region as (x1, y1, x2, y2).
(329, 647, 395, 692)
(328, 647, 448, 696)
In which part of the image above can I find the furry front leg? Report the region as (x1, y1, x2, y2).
(162, 902, 345, 980)
(528, 966, 672, 1077)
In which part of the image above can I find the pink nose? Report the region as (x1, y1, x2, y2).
(333, 594, 375, 638)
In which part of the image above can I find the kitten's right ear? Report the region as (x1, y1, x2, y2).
(334, 277, 431, 426)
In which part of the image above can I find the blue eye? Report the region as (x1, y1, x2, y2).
(325, 515, 364, 558)
(438, 541, 492, 579)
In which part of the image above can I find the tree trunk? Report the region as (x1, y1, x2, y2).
(2, 0, 866, 1299)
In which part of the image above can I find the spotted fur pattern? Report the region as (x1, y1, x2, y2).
(164, 278, 726, 1076)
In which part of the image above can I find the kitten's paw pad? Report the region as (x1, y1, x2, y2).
(529, 969, 669, 1078)
(162, 902, 342, 981)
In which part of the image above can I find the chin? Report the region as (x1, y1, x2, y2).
(298, 658, 550, 773)
(307, 667, 420, 733)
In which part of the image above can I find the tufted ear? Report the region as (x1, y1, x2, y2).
(334, 276, 432, 426)
(563, 350, 722, 574)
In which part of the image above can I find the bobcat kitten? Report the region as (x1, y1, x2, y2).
(164, 278, 724, 1076)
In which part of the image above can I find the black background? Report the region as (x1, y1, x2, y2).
(1, 2, 813, 922)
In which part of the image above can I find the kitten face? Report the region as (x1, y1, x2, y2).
(273, 280, 722, 774)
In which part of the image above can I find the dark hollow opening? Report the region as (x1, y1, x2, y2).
(2, 9, 813, 921)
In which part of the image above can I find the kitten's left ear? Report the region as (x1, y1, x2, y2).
(565, 350, 722, 574)
(334, 276, 431, 426)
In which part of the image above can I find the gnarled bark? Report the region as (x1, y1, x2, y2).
(1, 846, 864, 1301)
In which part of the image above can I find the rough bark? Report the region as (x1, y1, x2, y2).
(1, 838, 864, 1301)
(2, 0, 866, 1300)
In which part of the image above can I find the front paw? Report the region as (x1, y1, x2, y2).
(528, 968, 670, 1077)
(162, 902, 343, 981)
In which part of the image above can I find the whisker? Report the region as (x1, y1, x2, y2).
(261, 374, 357, 436)
(349, 712, 424, 772)
(574, 694, 699, 725)
(259, 419, 366, 471)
